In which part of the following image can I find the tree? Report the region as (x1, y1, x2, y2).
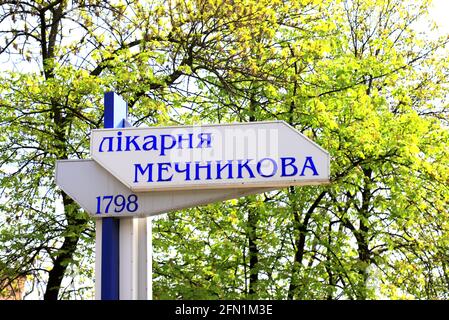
(154, 0, 449, 300)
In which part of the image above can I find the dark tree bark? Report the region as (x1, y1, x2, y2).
(353, 167, 372, 300)
(35, 1, 89, 300)
(247, 208, 259, 296)
(288, 190, 327, 299)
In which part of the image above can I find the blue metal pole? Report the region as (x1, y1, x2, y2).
(101, 92, 127, 300)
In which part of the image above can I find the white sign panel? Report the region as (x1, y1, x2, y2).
(90, 121, 330, 192)
(56, 160, 273, 218)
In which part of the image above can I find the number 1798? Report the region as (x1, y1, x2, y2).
(95, 194, 138, 214)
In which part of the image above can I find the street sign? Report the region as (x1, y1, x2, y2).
(56, 159, 273, 218)
(90, 121, 330, 192)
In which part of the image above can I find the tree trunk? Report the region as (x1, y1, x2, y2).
(246, 95, 259, 297)
(325, 220, 335, 300)
(40, 1, 89, 300)
(44, 192, 88, 299)
(288, 189, 326, 299)
(247, 208, 259, 296)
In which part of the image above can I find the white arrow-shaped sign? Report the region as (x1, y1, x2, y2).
(56, 160, 273, 218)
(90, 121, 330, 192)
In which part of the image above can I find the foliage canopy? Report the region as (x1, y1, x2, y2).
(0, 0, 448, 299)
